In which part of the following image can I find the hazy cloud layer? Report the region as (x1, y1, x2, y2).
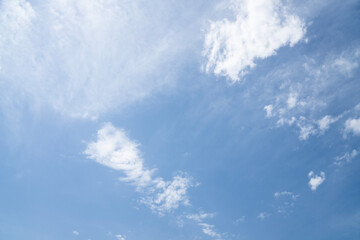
(0, 0, 183, 118)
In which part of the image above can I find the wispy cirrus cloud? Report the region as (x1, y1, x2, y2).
(256, 191, 299, 220)
(184, 212, 222, 240)
(203, 0, 306, 82)
(0, 0, 185, 119)
(273, 191, 299, 215)
(334, 149, 359, 166)
(84, 123, 194, 215)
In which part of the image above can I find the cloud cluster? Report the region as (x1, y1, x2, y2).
(273, 191, 299, 215)
(84, 123, 193, 214)
(265, 101, 340, 140)
(142, 174, 193, 214)
(203, 0, 306, 82)
(263, 48, 360, 140)
(0, 0, 179, 118)
(274, 191, 297, 199)
(256, 191, 299, 220)
(308, 171, 325, 191)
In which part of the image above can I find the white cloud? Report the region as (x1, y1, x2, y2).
(84, 123, 193, 214)
(334, 149, 358, 166)
(264, 105, 274, 118)
(273, 191, 298, 215)
(73, 230, 79, 236)
(0, 0, 35, 43)
(142, 174, 193, 214)
(262, 48, 359, 140)
(235, 216, 245, 223)
(270, 109, 340, 140)
(186, 212, 215, 222)
(198, 223, 222, 239)
(257, 212, 270, 220)
(0, 0, 181, 118)
(345, 118, 360, 135)
(84, 123, 154, 188)
(203, 0, 306, 82)
(273, 114, 340, 140)
(308, 171, 325, 191)
(183, 211, 222, 239)
(297, 122, 316, 140)
(86, 124, 222, 237)
(333, 55, 359, 77)
(115, 234, 126, 240)
(274, 191, 298, 200)
(287, 93, 298, 109)
(277, 116, 296, 126)
(318, 115, 339, 132)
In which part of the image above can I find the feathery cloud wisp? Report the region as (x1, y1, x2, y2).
(185, 212, 222, 240)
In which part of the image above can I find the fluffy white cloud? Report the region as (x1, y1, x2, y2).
(84, 123, 154, 187)
(142, 174, 192, 214)
(345, 118, 360, 135)
(203, 0, 306, 82)
(84, 123, 193, 214)
(0, 0, 181, 118)
(73, 230, 79, 236)
(308, 171, 325, 191)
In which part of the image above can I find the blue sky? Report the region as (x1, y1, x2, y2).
(0, 0, 360, 239)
